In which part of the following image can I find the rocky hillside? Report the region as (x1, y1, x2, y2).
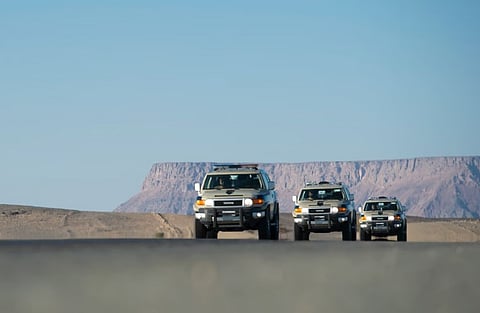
(115, 157, 480, 218)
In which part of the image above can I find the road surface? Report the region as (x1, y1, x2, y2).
(1, 239, 479, 313)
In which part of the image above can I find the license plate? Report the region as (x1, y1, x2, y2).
(218, 216, 239, 222)
(313, 217, 328, 224)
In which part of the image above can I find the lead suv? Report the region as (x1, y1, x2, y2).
(292, 181, 357, 241)
(359, 196, 407, 241)
(193, 164, 279, 240)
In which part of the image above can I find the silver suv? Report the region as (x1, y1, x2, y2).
(359, 196, 407, 241)
(193, 164, 279, 240)
(292, 181, 357, 240)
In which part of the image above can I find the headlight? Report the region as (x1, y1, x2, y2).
(205, 199, 214, 207)
(245, 197, 263, 206)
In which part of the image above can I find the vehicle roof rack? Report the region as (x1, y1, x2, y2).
(213, 163, 259, 171)
(368, 196, 397, 201)
(305, 181, 343, 186)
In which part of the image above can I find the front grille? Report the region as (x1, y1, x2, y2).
(309, 208, 330, 214)
(214, 200, 243, 207)
(372, 216, 389, 221)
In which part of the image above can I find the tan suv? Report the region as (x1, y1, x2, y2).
(193, 164, 279, 240)
(292, 181, 357, 241)
(359, 196, 407, 241)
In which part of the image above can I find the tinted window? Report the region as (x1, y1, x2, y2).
(300, 188, 344, 201)
(203, 174, 263, 190)
(364, 202, 398, 211)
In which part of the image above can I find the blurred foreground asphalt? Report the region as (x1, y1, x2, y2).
(1, 239, 479, 313)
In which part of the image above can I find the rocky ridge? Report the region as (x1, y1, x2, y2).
(115, 157, 480, 218)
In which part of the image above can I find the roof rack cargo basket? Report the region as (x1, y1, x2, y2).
(368, 196, 397, 200)
(213, 163, 259, 171)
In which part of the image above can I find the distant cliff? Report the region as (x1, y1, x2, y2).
(115, 157, 480, 218)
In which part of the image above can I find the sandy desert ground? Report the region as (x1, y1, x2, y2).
(1, 204, 479, 241)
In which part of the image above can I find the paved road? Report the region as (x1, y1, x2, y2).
(1, 239, 479, 313)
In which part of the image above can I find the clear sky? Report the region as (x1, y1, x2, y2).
(1, 0, 479, 211)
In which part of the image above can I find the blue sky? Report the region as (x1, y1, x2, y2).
(1, 0, 479, 211)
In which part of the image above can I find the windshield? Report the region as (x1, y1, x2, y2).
(364, 202, 398, 211)
(203, 174, 264, 190)
(300, 188, 344, 201)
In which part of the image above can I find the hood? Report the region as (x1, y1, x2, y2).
(201, 189, 265, 198)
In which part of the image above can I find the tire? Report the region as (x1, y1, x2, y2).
(294, 223, 308, 241)
(270, 207, 280, 240)
(258, 216, 271, 240)
(303, 231, 310, 240)
(398, 223, 407, 241)
(360, 229, 371, 241)
(350, 214, 357, 241)
(195, 219, 207, 239)
(206, 230, 218, 239)
(342, 223, 352, 241)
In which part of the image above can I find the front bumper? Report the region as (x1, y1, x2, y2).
(293, 213, 350, 232)
(360, 221, 403, 236)
(195, 207, 267, 231)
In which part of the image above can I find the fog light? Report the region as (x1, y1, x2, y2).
(360, 223, 368, 228)
(294, 218, 302, 223)
(195, 213, 206, 219)
(253, 211, 265, 218)
(338, 217, 348, 223)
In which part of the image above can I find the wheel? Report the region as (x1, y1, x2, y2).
(342, 223, 352, 241)
(350, 214, 357, 241)
(206, 229, 218, 239)
(294, 223, 308, 240)
(195, 219, 207, 239)
(360, 229, 371, 241)
(270, 206, 280, 240)
(258, 216, 271, 240)
(398, 223, 407, 241)
(303, 230, 310, 240)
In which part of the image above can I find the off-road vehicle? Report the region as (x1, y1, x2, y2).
(193, 164, 279, 240)
(292, 181, 357, 241)
(359, 196, 407, 241)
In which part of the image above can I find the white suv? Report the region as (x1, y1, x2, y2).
(193, 164, 279, 240)
(292, 181, 357, 241)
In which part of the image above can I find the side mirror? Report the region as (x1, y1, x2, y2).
(357, 206, 363, 214)
(292, 195, 297, 205)
(268, 181, 275, 190)
(194, 183, 201, 192)
(350, 193, 355, 200)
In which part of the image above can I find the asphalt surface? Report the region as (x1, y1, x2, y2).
(1, 239, 479, 313)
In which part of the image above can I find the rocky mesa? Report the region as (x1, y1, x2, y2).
(115, 157, 480, 218)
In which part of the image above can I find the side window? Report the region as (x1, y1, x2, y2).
(261, 172, 270, 190)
